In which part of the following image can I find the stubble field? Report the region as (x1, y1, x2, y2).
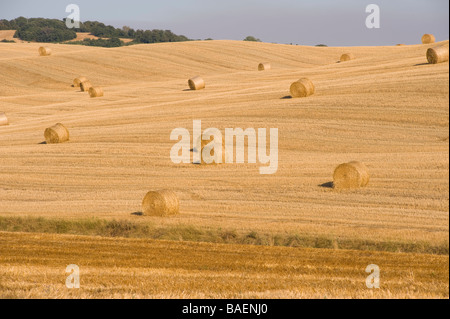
(0, 40, 448, 298)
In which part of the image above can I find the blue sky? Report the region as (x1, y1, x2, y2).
(0, 0, 448, 46)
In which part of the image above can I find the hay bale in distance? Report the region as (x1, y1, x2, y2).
(333, 161, 370, 189)
(142, 190, 179, 216)
(44, 123, 69, 144)
(80, 81, 92, 92)
(89, 87, 104, 98)
(188, 76, 205, 90)
(290, 78, 315, 98)
(73, 77, 88, 87)
(38, 47, 52, 56)
(340, 53, 355, 62)
(258, 63, 271, 71)
(0, 112, 8, 126)
(421, 34, 436, 44)
(427, 45, 449, 64)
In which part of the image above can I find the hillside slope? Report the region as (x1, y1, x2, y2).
(0, 40, 448, 249)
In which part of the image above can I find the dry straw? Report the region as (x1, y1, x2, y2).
(89, 87, 104, 98)
(340, 53, 355, 62)
(0, 112, 8, 126)
(290, 78, 315, 98)
(44, 123, 69, 144)
(73, 77, 88, 87)
(188, 76, 205, 90)
(38, 47, 51, 56)
(80, 81, 92, 92)
(258, 63, 271, 71)
(333, 161, 370, 189)
(194, 131, 229, 164)
(421, 34, 435, 44)
(142, 190, 179, 216)
(426, 45, 449, 64)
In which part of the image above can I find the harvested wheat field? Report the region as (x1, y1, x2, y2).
(0, 231, 448, 298)
(0, 40, 448, 298)
(0, 30, 16, 42)
(66, 32, 134, 44)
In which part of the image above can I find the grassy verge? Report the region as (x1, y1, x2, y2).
(0, 216, 447, 255)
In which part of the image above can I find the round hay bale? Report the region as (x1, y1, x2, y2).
(258, 63, 271, 71)
(426, 45, 449, 64)
(188, 76, 205, 90)
(396, 44, 405, 46)
(89, 87, 104, 98)
(333, 161, 370, 189)
(0, 112, 8, 126)
(340, 53, 355, 62)
(421, 34, 435, 44)
(44, 123, 69, 144)
(73, 77, 88, 87)
(290, 78, 315, 98)
(80, 81, 92, 92)
(142, 190, 179, 216)
(38, 47, 52, 56)
(194, 132, 229, 164)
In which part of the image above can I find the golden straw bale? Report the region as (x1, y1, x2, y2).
(333, 161, 370, 189)
(258, 63, 271, 71)
(44, 123, 69, 144)
(142, 190, 179, 216)
(426, 45, 449, 64)
(421, 34, 435, 44)
(80, 81, 92, 92)
(89, 87, 104, 98)
(73, 77, 88, 87)
(0, 112, 8, 126)
(290, 78, 315, 98)
(38, 47, 52, 56)
(340, 53, 355, 62)
(188, 76, 205, 90)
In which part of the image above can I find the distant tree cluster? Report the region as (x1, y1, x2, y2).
(1, 17, 191, 45)
(73, 21, 190, 43)
(1, 18, 77, 42)
(72, 21, 130, 38)
(68, 37, 124, 47)
(132, 29, 190, 43)
(243, 36, 261, 42)
(0, 17, 26, 30)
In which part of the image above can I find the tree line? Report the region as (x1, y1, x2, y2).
(0, 17, 191, 45)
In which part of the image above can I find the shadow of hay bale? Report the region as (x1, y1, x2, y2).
(319, 181, 334, 188)
(131, 212, 143, 216)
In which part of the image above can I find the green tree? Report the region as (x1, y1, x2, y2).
(15, 18, 76, 42)
(243, 36, 261, 42)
